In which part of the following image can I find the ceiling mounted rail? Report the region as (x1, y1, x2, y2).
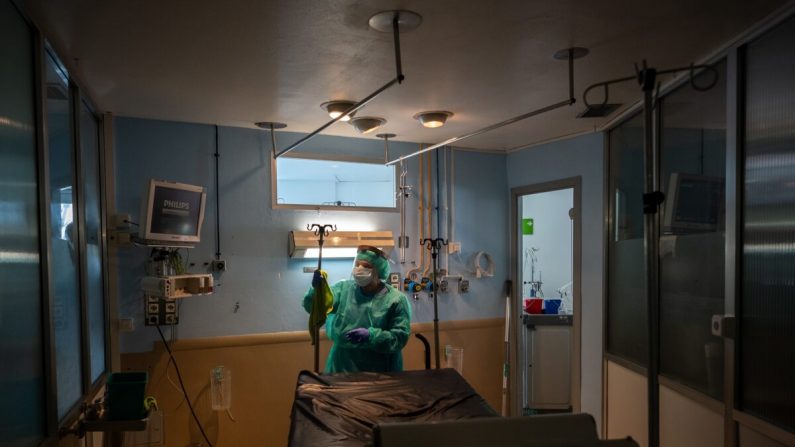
(269, 10, 421, 159)
(385, 47, 588, 166)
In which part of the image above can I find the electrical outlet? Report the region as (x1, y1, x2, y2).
(213, 259, 227, 272)
(448, 242, 462, 254)
(459, 279, 470, 293)
(303, 266, 315, 273)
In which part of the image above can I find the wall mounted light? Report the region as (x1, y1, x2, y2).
(350, 116, 386, 134)
(413, 111, 454, 128)
(320, 100, 358, 122)
(288, 230, 395, 258)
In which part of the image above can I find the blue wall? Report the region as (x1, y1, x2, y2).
(114, 117, 508, 353)
(506, 132, 605, 430)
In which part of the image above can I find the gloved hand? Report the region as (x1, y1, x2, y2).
(345, 328, 370, 344)
(312, 270, 323, 288)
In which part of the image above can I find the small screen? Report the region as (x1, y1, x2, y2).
(149, 186, 203, 237)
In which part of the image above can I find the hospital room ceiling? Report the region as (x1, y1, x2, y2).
(22, 0, 784, 152)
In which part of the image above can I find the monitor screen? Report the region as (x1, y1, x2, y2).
(664, 173, 724, 234)
(141, 180, 206, 243)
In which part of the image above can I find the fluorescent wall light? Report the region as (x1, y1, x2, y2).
(288, 230, 395, 258)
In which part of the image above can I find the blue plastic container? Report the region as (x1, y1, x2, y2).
(544, 299, 562, 315)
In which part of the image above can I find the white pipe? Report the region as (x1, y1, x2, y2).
(451, 148, 456, 244)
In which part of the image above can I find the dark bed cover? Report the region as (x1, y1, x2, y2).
(288, 368, 497, 447)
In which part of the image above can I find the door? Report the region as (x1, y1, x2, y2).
(511, 178, 581, 416)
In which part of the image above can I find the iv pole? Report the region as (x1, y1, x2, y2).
(422, 237, 448, 369)
(307, 223, 336, 373)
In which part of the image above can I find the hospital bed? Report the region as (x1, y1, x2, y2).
(287, 369, 638, 447)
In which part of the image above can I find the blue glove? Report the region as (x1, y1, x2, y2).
(345, 328, 370, 344)
(312, 270, 323, 288)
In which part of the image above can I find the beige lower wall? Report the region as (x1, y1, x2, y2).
(606, 361, 648, 447)
(605, 360, 725, 447)
(121, 318, 504, 447)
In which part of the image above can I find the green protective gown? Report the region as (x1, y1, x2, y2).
(303, 279, 411, 373)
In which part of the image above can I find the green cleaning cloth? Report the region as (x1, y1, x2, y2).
(309, 270, 334, 345)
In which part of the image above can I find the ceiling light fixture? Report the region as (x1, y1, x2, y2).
(320, 100, 358, 122)
(350, 116, 386, 134)
(413, 111, 454, 128)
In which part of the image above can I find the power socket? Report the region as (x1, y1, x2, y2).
(448, 242, 462, 254)
(213, 259, 227, 272)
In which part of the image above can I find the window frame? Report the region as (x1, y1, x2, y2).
(270, 151, 400, 213)
(27, 23, 111, 439)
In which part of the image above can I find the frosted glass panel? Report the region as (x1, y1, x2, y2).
(659, 61, 726, 400)
(0, 0, 46, 444)
(46, 53, 84, 421)
(276, 157, 396, 208)
(741, 15, 795, 433)
(607, 113, 647, 366)
(80, 102, 105, 383)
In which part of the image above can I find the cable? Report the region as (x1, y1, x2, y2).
(156, 325, 214, 447)
(214, 125, 222, 260)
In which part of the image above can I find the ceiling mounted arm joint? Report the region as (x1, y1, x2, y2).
(268, 10, 420, 159)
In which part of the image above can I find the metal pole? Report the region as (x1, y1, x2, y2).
(641, 68, 661, 447)
(270, 123, 278, 158)
(386, 99, 573, 166)
(432, 250, 440, 369)
(392, 14, 404, 82)
(274, 77, 399, 159)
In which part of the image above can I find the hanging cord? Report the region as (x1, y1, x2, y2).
(214, 125, 222, 260)
(156, 326, 214, 447)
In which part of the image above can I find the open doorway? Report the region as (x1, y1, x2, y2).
(511, 178, 582, 417)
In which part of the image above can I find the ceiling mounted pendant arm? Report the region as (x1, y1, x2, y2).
(385, 47, 586, 166)
(272, 10, 418, 159)
(273, 78, 399, 159)
(270, 123, 278, 158)
(582, 62, 719, 108)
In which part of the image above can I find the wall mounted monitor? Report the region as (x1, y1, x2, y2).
(139, 179, 206, 245)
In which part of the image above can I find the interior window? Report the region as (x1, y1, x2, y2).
(275, 157, 396, 209)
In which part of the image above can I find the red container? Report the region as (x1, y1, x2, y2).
(524, 298, 543, 314)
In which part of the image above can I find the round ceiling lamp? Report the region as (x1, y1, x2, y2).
(413, 111, 454, 128)
(320, 100, 358, 122)
(349, 116, 386, 134)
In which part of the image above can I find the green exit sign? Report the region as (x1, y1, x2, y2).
(522, 218, 534, 235)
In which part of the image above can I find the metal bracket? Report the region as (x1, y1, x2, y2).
(642, 191, 665, 214)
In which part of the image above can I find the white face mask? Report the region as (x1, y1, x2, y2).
(353, 266, 374, 287)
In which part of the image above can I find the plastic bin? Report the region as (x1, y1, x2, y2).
(524, 298, 543, 314)
(544, 299, 562, 315)
(106, 372, 148, 420)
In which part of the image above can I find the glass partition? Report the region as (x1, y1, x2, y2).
(659, 60, 727, 399)
(45, 52, 84, 421)
(0, 1, 46, 444)
(80, 101, 106, 384)
(741, 15, 795, 432)
(607, 113, 648, 366)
